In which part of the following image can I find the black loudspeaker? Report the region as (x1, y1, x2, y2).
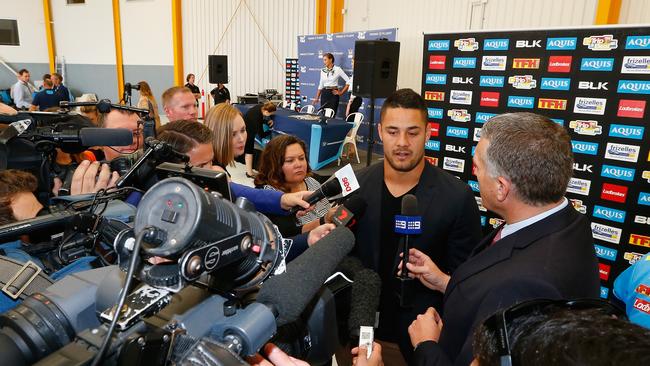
(208, 55, 228, 84)
(352, 40, 400, 98)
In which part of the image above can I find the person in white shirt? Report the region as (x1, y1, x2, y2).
(312, 53, 349, 118)
(11, 69, 35, 110)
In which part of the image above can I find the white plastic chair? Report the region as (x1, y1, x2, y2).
(321, 108, 335, 118)
(338, 113, 364, 165)
(299, 105, 315, 114)
(281, 100, 293, 109)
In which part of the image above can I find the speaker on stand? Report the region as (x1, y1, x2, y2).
(208, 55, 229, 84)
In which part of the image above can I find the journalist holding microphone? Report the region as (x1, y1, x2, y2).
(312, 53, 350, 117)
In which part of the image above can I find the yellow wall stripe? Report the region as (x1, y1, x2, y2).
(42, 0, 55, 74)
(172, 0, 184, 86)
(595, 0, 621, 24)
(330, 0, 344, 33)
(316, 0, 327, 34)
(112, 0, 125, 101)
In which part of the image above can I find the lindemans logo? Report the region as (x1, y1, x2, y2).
(617, 99, 646, 118)
(446, 126, 469, 139)
(583, 35, 618, 51)
(480, 92, 500, 107)
(481, 56, 507, 71)
(425, 139, 440, 151)
(546, 37, 577, 50)
(569, 120, 602, 136)
(601, 183, 628, 203)
(567, 177, 591, 196)
(538, 98, 567, 110)
(593, 205, 626, 224)
(483, 38, 509, 51)
(453, 57, 477, 69)
(443, 157, 465, 173)
(429, 55, 446, 70)
(540, 77, 570, 90)
(625, 35, 650, 49)
(468, 180, 480, 192)
(454, 38, 479, 51)
(476, 112, 496, 124)
(571, 140, 599, 155)
(601, 164, 635, 182)
(638, 192, 650, 206)
(621, 56, 650, 74)
(448, 109, 471, 122)
(594, 244, 618, 261)
(479, 75, 505, 87)
(427, 108, 443, 119)
(548, 56, 572, 72)
(428, 40, 450, 51)
(424, 91, 445, 101)
(512, 58, 540, 69)
(425, 73, 447, 85)
(605, 142, 640, 163)
(580, 58, 614, 71)
(507, 95, 535, 109)
(508, 75, 537, 89)
(574, 97, 606, 115)
(590, 222, 622, 244)
(617, 80, 650, 94)
(450, 90, 473, 105)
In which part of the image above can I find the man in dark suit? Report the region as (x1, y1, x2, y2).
(400, 112, 600, 366)
(350, 89, 483, 365)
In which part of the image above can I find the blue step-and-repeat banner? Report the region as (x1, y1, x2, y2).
(297, 28, 397, 154)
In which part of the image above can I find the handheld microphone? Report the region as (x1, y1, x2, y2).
(332, 196, 367, 229)
(256, 227, 355, 326)
(395, 194, 421, 307)
(289, 164, 360, 214)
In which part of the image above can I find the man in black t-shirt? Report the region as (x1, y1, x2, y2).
(350, 89, 482, 365)
(185, 73, 201, 106)
(29, 78, 62, 111)
(210, 83, 231, 105)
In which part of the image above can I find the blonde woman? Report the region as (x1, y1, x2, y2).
(137, 81, 161, 129)
(204, 103, 247, 176)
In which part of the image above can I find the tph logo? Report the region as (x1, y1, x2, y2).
(578, 81, 609, 90)
(515, 40, 541, 48)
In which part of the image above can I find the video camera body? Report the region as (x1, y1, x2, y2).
(0, 177, 345, 365)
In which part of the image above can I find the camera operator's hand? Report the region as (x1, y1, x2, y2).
(247, 343, 308, 366)
(71, 160, 120, 195)
(351, 343, 384, 366)
(408, 307, 444, 347)
(280, 190, 313, 213)
(307, 223, 335, 246)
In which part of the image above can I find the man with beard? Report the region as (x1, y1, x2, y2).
(350, 89, 482, 365)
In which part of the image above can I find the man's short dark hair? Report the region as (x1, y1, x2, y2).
(379, 88, 427, 124)
(473, 306, 650, 366)
(0, 170, 38, 225)
(97, 108, 137, 128)
(157, 119, 213, 155)
(17, 69, 29, 76)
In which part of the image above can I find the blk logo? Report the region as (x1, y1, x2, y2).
(452, 76, 473, 84)
(578, 81, 609, 90)
(573, 163, 593, 173)
(445, 144, 466, 153)
(515, 40, 542, 48)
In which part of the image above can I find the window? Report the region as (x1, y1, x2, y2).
(0, 19, 19, 46)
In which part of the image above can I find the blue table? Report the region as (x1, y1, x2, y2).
(236, 105, 353, 170)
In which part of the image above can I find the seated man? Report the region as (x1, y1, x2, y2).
(11, 69, 35, 110)
(30, 78, 62, 111)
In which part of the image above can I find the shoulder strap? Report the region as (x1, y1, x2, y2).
(0, 255, 54, 300)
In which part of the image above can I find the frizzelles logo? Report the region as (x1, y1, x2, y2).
(617, 99, 646, 118)
(566, 177, 591, 196)
(583, 35, 618, 51)
(601, 164, 635, 182)
(480, 92, 500, 107)
(454, 38, 479, 51)
(591, 222, 622, 244)
(449, 90, 472, 105)
(424, 91, 445, 101)
(481, 56, 507, 71)
(546, 37, 577, 50)
(483, 38, 509, 50)
(573, 97, 606, 115)
(443, 157, 465, 173)
(605, 143, 640, 163)
(507, 95, 534, 109)
(621, 56, 650, 74)
(569, 120, 602, 136)
(512, 58, 540, 69)
(538, 98, 567, 110)
(548, 56, 572, 72)
(601, 183, 628, 203)
(429, 55, 446, 70)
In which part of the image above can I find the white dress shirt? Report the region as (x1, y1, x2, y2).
(318, 65, 350, 90)
(12, 81, 34, 109)
(500, 198, 569, 239)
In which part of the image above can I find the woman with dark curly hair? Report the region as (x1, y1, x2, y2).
(254, 135, 331, 237)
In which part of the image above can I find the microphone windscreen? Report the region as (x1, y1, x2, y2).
(336, 256, 365, 279)
(348, 268, 381, 334)
(401, 194, 418, 216)
(80, 128, 133, 147)
(257, 227, 355, 326)
(320, 178, 343, 197)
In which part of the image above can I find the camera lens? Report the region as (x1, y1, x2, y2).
(0, 293, 75, 365)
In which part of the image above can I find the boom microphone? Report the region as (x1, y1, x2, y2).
(289, 164, 360, 214)
(348, 268, 381, 340)
(60, 99, 149, 115)
(25, 128, 133, 147)
(0, 209, 79, 243)
(256, 227, 355, 326)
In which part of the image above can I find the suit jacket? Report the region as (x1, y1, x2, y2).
(352, 162, 483, 359)
(412, 202, 600, 366)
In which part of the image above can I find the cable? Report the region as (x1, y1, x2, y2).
(90, 228, 146, 366)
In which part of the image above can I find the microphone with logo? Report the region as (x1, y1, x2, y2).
(289, 164, 360, 215)
(395, 194, 421, 308)
(332, 196, 367, 229)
